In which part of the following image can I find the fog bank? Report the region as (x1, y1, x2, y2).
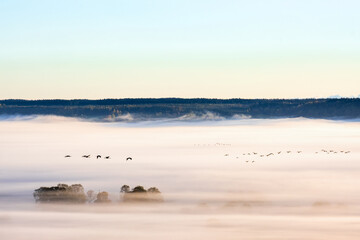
(1, 117, 360, 239)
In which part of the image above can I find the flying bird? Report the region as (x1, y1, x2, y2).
(64, 155, 71, 158)
(105, 156, 110, 159)
(126, 157, 132, 161)
(96, 155, 101, 159)
(82, 155, 90, 158)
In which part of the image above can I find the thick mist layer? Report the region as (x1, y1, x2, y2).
(1, 117, 360, 239)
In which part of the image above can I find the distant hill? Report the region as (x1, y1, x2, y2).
(0, 98, 359, 121)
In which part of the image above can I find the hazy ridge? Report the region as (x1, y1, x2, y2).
(1, 98, 360, 121)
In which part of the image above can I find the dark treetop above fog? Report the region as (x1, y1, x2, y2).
(33, 183, 163, 203)
(0, 98, 359, 121)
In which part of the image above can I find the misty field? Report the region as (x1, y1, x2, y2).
(0, 117, 360, 240)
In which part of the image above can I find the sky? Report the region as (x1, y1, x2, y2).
(0, 0, 359, 99)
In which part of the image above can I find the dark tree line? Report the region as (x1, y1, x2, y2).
(1, 98, 360, 120)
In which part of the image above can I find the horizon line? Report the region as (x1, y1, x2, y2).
(1, 97, 360, 101)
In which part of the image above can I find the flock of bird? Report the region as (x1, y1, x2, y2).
(194, 143, 232, 147)
(64, 154, 133, 161)
(223, 149, 351, 163)
(193, 143, 352, 164)
(316, 149, 351, 154)
(63, 147, 351, 164)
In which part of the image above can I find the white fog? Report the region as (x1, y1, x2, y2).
(1, 117, 360, 239)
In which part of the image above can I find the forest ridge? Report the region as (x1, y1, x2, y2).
(0, 98, 359, 120)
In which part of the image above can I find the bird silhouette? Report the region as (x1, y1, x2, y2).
(82, 155, 90, 158)
(126, 157, 132, 161)
(64, 155, 71, 158)
(105, 156, 110, 159)
(96, 155, 101, 159)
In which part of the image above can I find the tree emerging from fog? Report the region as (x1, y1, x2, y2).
(94, 191, 111, 203)
(86, 190, 96, 203)
(34, 184, 163, 204)
(120, 185, 130, 193)
(33, 184, 86, 203)
(121, 185, 163, 202)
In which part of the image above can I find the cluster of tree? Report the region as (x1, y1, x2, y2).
(33, 183, 163, 203)
(33, 184, 86, 203)
(120, 185, 163, 202)
(1, 98, 360, 120)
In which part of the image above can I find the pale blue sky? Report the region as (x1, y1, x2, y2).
(1, 0, 359, 99)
